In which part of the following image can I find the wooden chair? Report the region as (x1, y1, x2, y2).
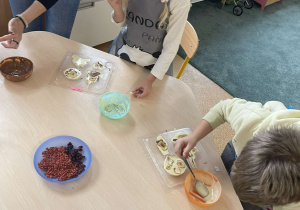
(176, 21, 199, 79)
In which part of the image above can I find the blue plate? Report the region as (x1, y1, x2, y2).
(33, 135, 92, 183)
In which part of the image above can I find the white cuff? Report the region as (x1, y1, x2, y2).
(111, 10, 126, 27)
(150, 69, 164, 80)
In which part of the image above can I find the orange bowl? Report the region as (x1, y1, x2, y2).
(0, 56, 33, 82)
(184, 170, 222, 206)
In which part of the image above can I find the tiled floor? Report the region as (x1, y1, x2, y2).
(94, 41, 235, 154)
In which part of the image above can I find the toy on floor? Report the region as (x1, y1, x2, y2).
(232, 0, 253, 16)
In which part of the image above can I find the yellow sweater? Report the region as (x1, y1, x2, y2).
(203, 98, 300, 210)
(203, 98, 300, 156)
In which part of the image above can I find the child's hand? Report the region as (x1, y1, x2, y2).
(132, 74, 156, 98)
(107, 0, 123, 11)
(131, 80, 152, 98)
(174, 135, 198, 158)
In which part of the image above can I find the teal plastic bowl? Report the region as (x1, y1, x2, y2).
(99, 92, 131, 119)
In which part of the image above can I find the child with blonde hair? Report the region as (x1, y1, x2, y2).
(107, 0, 191, 98)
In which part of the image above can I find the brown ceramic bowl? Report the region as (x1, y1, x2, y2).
(0, 56, 33, 82)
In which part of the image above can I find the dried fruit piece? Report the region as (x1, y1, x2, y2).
(167, 156, 174, 165)
(188, 154, 197, 168)
(92, 61, 105, 70)
(163, 155, 186, 176)
(156, 135, 169, 155)
(86, 70, 103, 86)
(188, 147, 198, 168)
(174, 167, 181, 174)
(190, 147, 198, 154)
(177, 159, 185, 168)
(63, 68, 81, 80)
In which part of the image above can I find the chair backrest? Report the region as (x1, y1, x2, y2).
(176, 21, 199, 79)
(181, 21, 199, 58)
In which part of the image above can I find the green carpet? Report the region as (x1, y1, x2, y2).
(178, 0, 300, 109)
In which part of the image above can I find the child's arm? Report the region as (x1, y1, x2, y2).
(131, 74, 156, 98)
(174, 119, 212, 158)
(175, 98, 245, 157)
(134, 0, 190, 98)
(174, 98, 270, 157)
(150, 0, 191, 80)
(108, 0, 126, 25)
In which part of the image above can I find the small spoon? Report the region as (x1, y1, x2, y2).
(182, 156, 209, 198)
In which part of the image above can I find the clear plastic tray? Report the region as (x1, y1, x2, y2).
(143, 128, 212, 190)
(50, 52, 114, 94)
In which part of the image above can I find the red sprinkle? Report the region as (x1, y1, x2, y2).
(38, 142, 86, 181)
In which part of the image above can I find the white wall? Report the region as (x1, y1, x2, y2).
(70, 1, 120, 46)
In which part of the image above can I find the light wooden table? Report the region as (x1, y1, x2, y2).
(0, 31, 242, 210)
